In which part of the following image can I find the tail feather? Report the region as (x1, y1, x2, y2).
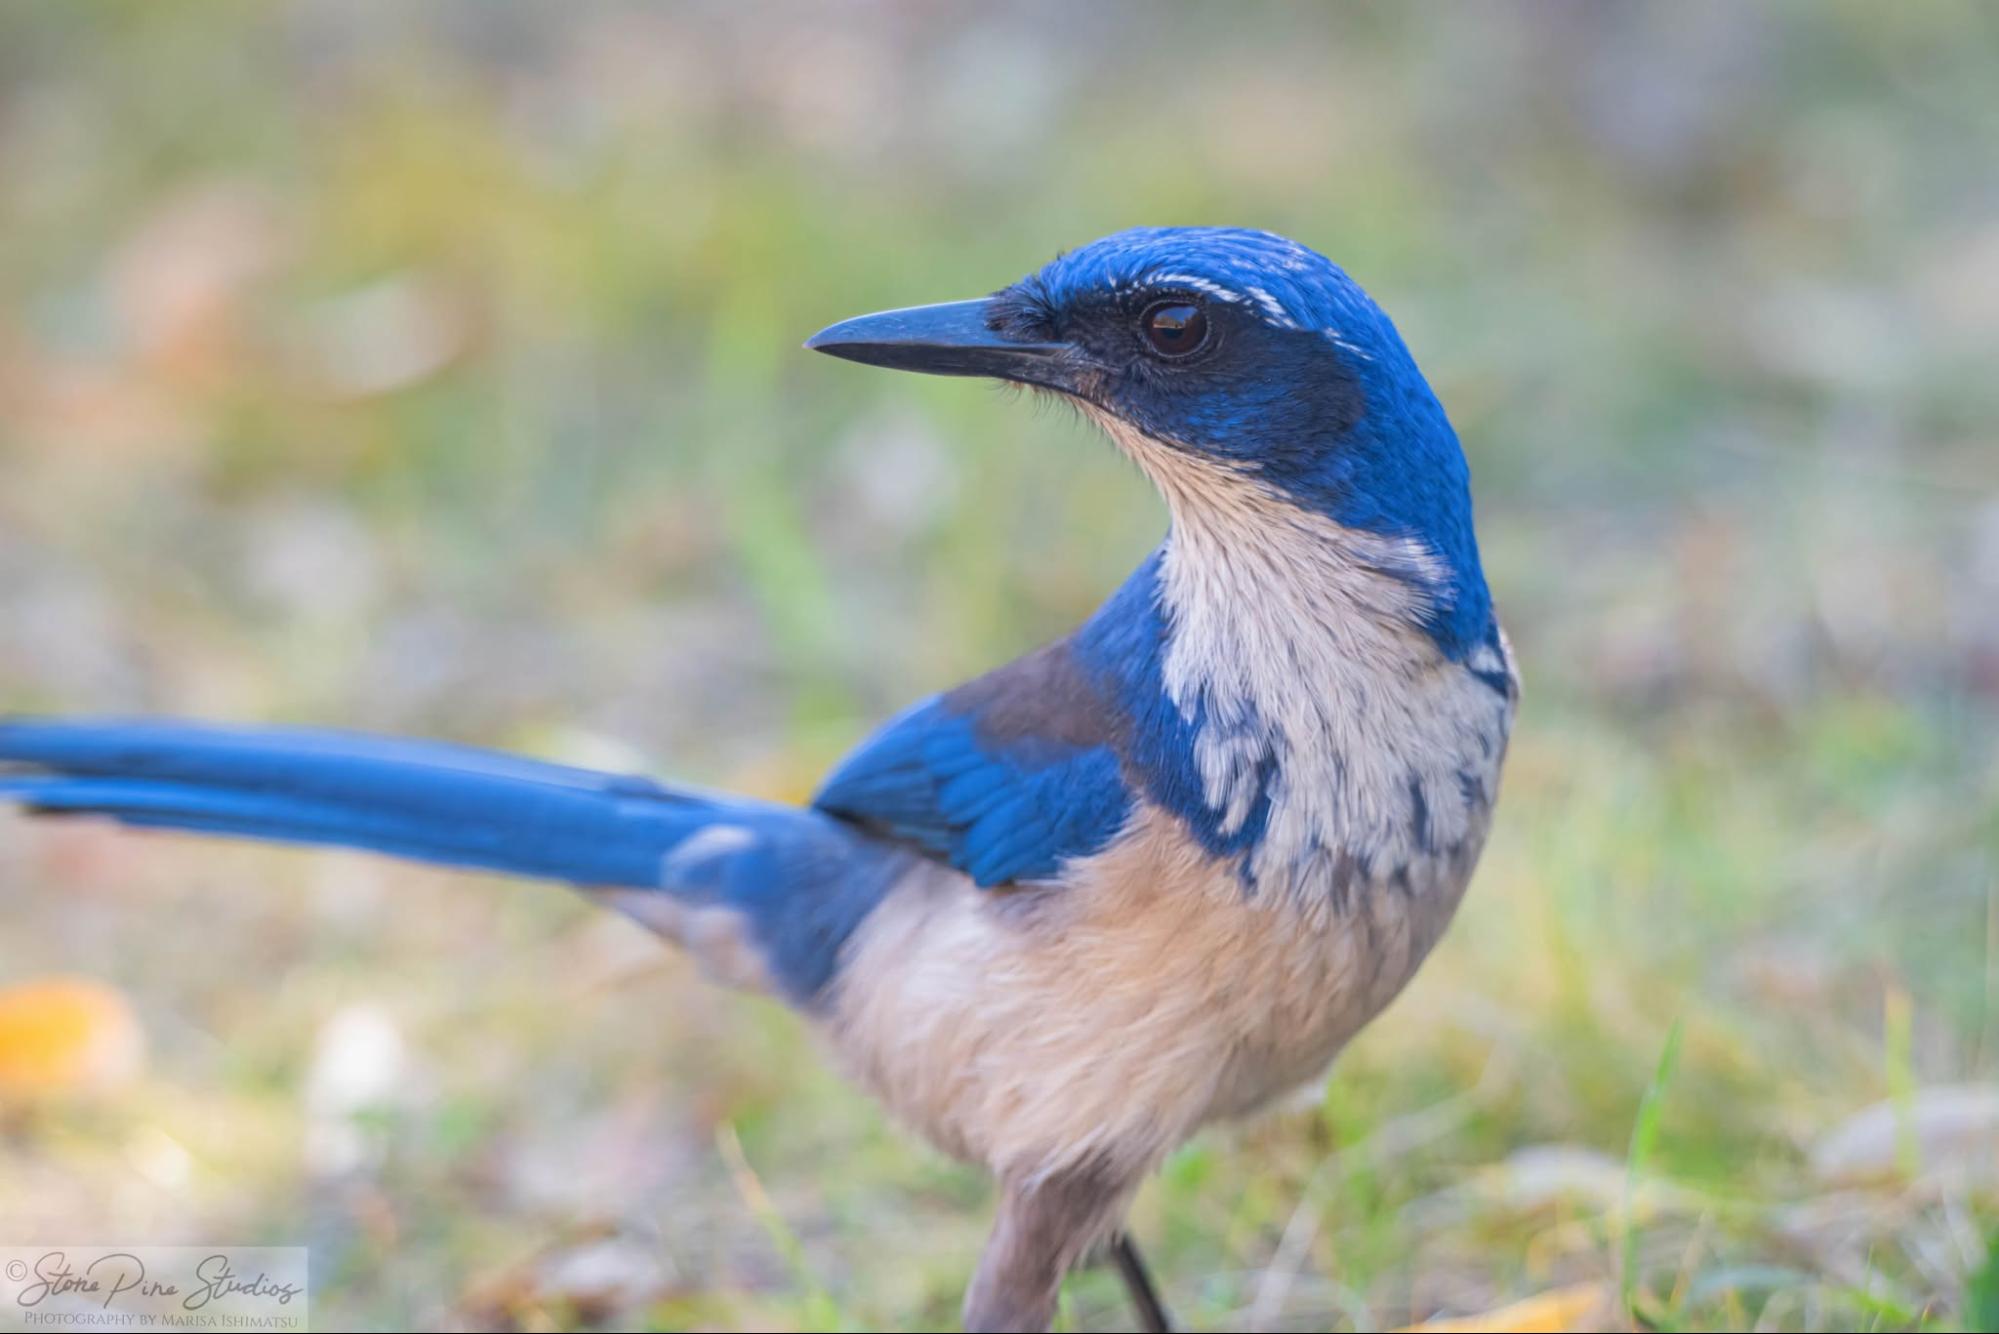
(0, 718, 731, 888)
(0, 717, 912, 1006)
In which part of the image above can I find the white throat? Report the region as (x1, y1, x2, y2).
(1089, 410, 1513, 904)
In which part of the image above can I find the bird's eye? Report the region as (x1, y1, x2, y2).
(1139, 301, 1210, 359)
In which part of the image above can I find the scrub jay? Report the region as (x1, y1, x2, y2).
(0, 227, 1517, 1332)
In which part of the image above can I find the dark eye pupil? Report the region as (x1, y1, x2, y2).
(1142, 302, 1208, 357)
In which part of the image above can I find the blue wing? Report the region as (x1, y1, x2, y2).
(813, 642, 1135, 888)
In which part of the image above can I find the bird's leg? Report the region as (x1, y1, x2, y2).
(962, 1165, 1135, 1333)
(1110, 1234, 1174, 1334)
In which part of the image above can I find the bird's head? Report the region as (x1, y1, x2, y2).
(808, 227, 1490, 657)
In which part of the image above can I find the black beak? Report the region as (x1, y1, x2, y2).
(805, 298, 1080, 392)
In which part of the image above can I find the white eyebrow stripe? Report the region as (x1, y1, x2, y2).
(1243, 284, 1298, 328)
(1148, 273, 1245, 303)
(1146, 274, 1301, 329)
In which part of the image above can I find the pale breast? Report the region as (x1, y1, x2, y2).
(824, 793, 1496, 1184)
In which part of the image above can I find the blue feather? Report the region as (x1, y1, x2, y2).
(814, 698, 1132, 888)
(1068, 552, 1274, 876)
(0, 718, 905, 1004)
(997, 227, 1495, 658)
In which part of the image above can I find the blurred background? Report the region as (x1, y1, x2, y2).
(1, 3, 1996, 1330)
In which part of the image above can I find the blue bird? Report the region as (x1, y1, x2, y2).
(0, 227, 1516, 1333)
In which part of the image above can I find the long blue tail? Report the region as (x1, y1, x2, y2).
(0, 718, 909, 1004)
(0, 718, 736, 886)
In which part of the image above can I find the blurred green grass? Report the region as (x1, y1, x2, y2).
(1, 4, 1997, 1330)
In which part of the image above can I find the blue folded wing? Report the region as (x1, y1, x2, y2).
(812, 643, 1135, 888)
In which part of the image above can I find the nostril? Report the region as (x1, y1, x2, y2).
(986, 283, 1061, 344)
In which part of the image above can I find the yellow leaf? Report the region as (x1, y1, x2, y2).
(0, 977, 145, 1095)
(1399, 1282, 1612, 1333)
